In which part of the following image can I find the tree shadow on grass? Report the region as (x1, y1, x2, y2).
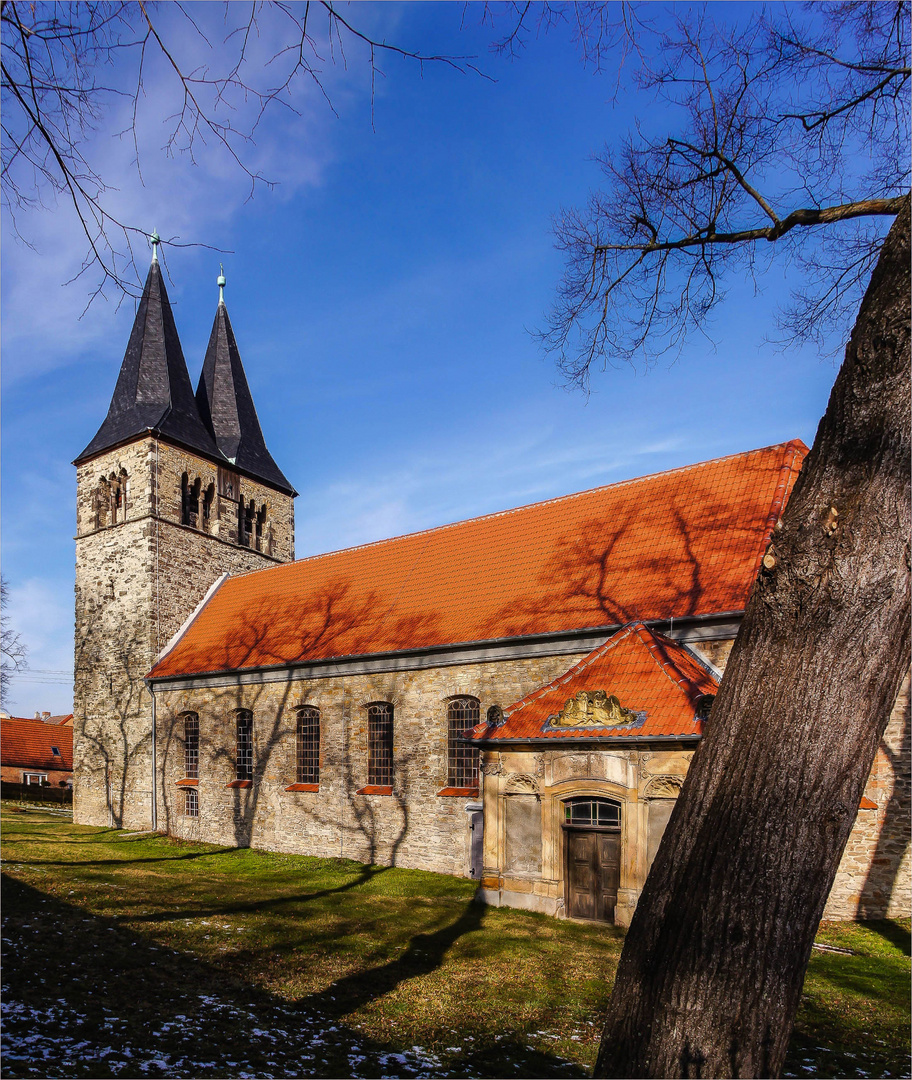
(863, 918, 911, 957)
(1, 874, 583, 1079)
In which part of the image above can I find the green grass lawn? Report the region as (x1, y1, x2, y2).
(1, 805, 908, 1078)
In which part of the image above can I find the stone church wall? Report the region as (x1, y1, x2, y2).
(154, 653, 589, 875)
(823, 672, 911, 920)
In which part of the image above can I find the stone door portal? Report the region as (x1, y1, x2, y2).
(563, 797, 622, 922)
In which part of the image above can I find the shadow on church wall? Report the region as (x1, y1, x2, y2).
(74, 603, 155, 830)
(858, 682, 911, 920)
(156, 588, 425, 862)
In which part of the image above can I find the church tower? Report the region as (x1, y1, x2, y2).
(73, 243, 296, 829)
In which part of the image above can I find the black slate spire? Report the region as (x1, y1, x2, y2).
(75, 256, 220, 463)
(196, 292, 296, 496)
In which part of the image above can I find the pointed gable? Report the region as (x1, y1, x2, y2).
(469, 624, 718, 742)
(75, 262, 219, 463)
(148, 441, 806, 680)
(196, 301, 296, 495)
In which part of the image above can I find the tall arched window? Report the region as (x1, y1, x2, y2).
(235, 710, 253, 781)
(183, 713, 199, 779)
(447, 697, 480, 788)
(367, 703, 394, 787)
(296, 707, 320, 785)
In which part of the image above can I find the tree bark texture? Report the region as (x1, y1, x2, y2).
(594, 199, 911, 1079)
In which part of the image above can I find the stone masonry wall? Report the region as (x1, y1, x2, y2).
(155, 652, 589, 875)
(823, 672, 911, 920)
(74, 438, 294, 831)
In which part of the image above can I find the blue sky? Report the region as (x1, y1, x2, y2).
(1, 3, 841, 715)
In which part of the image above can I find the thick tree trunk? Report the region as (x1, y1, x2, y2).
(594, 199, 911, 1079)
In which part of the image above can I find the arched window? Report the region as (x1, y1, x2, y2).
(367, 703, 394, 787)
(235, 710, 253, 781)
(181, 473, 194, 526)
(93, 477, 110, 529)
(202, 482, 215, 532)
(238, 498, 256, 547)
(182, 474, 212, 530)
(183, 713, 199, 779)
(447, 697, 480, 788)
(563, 797, 621, 831)
(92, 470, 127, 528)
(254, 503, 267, 551)
(296, 707, 320, 785)
(113, 469, 128, 522)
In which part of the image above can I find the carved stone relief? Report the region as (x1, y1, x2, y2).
(643, 774, 684, 799)
(504, 772, 540, 795)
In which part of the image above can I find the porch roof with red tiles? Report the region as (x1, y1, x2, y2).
(149, 440, 806, 679)
(0, 718, 73, 771)
(467, 623, 718, 743)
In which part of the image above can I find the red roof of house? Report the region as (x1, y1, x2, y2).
(469, 623, 718, 742)
(1, 718, 73, 771)
(149, 440, 806, 679)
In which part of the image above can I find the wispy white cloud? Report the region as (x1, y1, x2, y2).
(298, 408, 685, 556)
(1, 2, 386, 385)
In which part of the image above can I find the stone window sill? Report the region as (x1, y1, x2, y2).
(356, 785, 393, 796)
(175, 778, 198, 787)
(285, 783, 319, 792)
(436, 786, 479, 797)
(226, 780, 253, 789)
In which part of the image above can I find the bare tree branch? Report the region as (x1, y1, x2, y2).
(1, 1, 488, 298)
(538, 2, 910, 388)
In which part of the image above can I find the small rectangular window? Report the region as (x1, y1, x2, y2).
(23, 773, 47, 785)
(51, 746, 61, 756)
(184, 788, 199, 817)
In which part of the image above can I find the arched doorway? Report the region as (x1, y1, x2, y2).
(563, 796, 622, 922)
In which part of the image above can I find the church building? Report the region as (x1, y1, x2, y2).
(73, 247, 910, 926)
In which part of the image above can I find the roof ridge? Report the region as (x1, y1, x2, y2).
(229, 441, 803, 585)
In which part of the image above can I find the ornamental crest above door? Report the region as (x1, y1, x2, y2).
(549, 690, 639, 727)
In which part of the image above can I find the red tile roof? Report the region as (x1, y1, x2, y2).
(469, 623, 718, 742)
(150, 440, 806, 679)
(1, 718, 73, 771)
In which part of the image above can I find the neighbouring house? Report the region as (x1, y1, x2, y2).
(35, 713, 74, 726)
(1, 717, 74, 789)
(71, 248, 910, 926)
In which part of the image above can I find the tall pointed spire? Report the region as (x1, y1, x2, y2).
(195, 271, 296, 496)
(75, 253, 219, 463)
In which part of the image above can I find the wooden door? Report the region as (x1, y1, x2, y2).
(596, 833, 621, 922)
(566, 830, 620, 922)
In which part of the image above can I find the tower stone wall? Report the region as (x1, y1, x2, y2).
(73, 438, 294, 829)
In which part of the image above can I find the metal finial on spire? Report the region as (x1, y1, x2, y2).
(217, 263, 226, 305)
(150, 229, 160, 264)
